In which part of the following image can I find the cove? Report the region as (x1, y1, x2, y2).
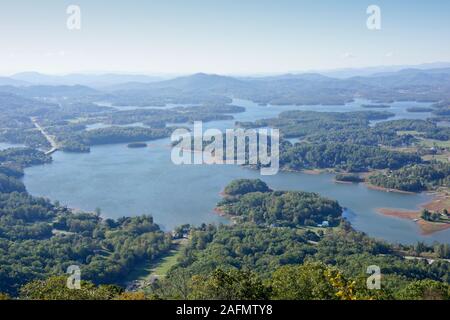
(23, 136, 450, 244)
(22, 99, 449, 245)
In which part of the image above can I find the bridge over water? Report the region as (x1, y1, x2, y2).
(31, 117, 59, 155)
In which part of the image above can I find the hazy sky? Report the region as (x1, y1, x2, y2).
(1, 0, 450, 75)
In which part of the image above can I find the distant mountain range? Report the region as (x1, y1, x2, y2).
(100, 68, 450, 106)
(1, 65, 450, 106)
(2, 62, 450, 87)
(0, 84, 101, 99)
(0, 77, 29, 86)
(308, 62, 450, 78)
(6, 72, 164, 88)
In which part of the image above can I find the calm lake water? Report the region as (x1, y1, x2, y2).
(23, 99, 450, 244)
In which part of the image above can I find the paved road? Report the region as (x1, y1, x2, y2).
(31, 117, 59, 155)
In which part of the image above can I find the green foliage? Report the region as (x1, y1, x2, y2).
(20, 276, 123, 300)
(270, 262, 353, 300)
(369, 162, 450, 192)
(374, 119, 437, 132)
(223, 179, 271, 196)
(315, 228, 449, 285)
(420, 210, 443, 223)
(219, 189, 342, 227)
(0, 173, 26, 193)
(335, 173, 364, 183)
(81, 127, 171, 145)
(0, 164, 24, 178)
(396, 280, 450, 300)
(280, 143, 421, 172)
(0, 148, 51, 168)
(190, 269, 270, 300)
(0, 190, 172, 296)
(239, 111, 419, 148)
(0, 293, 11, 300)
(157, 221, 450, 300)
(176, 225, 317, 277)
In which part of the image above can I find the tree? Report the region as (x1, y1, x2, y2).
(414, 241, 427, 255)
(156, 268, 193, 300)
(115, 292, 149, 300)
(20, 276, 123, 300)
(223, 179, 271, 196)
(431, 212, 441, 222)
(0, 293, 11, 300)
(189, 269, 270, 300)
(434, 244, 450, 259)
(421, 209, 432, 222)
(443, 209, 449, 217)
(270, 262, 356, 300)
(396, 280, 450, 300)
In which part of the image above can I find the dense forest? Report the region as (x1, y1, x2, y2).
(0, 148, 51, 167)
(0, 153, 172, 296)
(143, 223, 450, 300)
(238, 111, 449, 149)
(235, 113, 450, 176)
(0, 190, 172, 296)
(279, 142, 422, 172)
(223, 179, 272, 196)
(368, 162, 450, 192)
(218, 180, 342, 227)
(3, 223, 449, 300)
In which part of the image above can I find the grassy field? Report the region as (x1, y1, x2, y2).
(123, 238, 188, 285)
(393, 131, 450, 163)
(152, 240, 188, 276)
(395, 130, 450, 150)
(419, 138, 450, 149)
(397, 130, 422, 136)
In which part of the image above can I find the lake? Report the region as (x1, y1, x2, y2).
(23, 99, 450, 244)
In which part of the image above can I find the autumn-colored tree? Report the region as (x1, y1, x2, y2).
(270, 262, 356, 300)
(115, 292, 149, 300)
(0, 293, 11, 300)
(20, 276, 123, 300)
(189, 269, 270, 300)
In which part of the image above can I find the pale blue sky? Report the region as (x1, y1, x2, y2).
(1, 0, 449, 75)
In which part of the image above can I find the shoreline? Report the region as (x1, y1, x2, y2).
(364, 181, 417, 195)
(213, 206, 239, 225)
(333, 179, 357, 185)
(377, 193, 450, 235)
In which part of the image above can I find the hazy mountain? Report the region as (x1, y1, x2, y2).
(10, 72, 163, 87)
(317, 62, 450, 78)
(242, 73, 333, 82)
(351, 68, 450, 87)
(0, 92, 58, 118)
(149, 73, 252, 92)
(103, 67, 450, 106)
(0, 84, 101, 99)
(5, 66, 450, 106)
(0, 77, 29, 86)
